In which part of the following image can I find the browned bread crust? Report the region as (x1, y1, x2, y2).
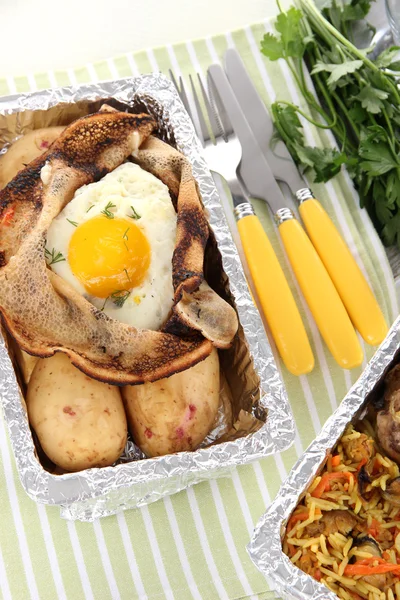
(0, 108, 237, 384)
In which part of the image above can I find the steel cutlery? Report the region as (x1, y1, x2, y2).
(169, 69, 314, 376)
(224, 48, 388, 347)
(208, 63, 364, 370)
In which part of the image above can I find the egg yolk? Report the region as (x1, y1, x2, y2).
(68, 215, 150, 298)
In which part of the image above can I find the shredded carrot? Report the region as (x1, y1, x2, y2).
(368, 519, 381, 539)
(1, 205, 15, 226)
(357, 557, 387, 566)
(345, 563, 400, 575)
(331, 455, 341, 467)
(311, 472, 354, 498)
(287, 512, 310, 532)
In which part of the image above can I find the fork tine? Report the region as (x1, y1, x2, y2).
(207, 71, 234, 137)
(168, 69, 192, 119)
(189, 74, 209, 144)
(196, 73, 225, 141)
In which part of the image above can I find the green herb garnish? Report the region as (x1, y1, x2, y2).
(101, 201, 116, 219)
(129, 206, 141, 220)
(66, 218, 78, 227)
(123, 268, 131, 282)
(111, 289, 130, 307)
(86, 204, 95, 213)
(45, 247, 66, 265)
(261, 0, 400, 245)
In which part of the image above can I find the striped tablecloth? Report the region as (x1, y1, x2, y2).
(0, 19, 398, 600)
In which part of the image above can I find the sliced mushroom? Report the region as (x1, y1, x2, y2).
(357, 465, 371, 499)
(353, 535, 382, 556)
(353, 536, 386, 590)
(381, 477, 400, 507)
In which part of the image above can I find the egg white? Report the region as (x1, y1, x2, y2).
(45, 162, 177, 331)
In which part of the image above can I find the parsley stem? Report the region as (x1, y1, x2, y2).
(298, 0, 379, 73)
(274, 100, 335, 130)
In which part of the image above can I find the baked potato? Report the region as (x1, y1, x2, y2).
(27, 353, 127, 472)
(1, 126, 65, 380)
(122, 348, 220, 456)
(0, 126, 64, 189)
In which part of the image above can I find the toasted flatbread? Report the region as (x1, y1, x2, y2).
(0, 108, 237, 384)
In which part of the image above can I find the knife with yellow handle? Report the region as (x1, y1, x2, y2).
(208, 63, 364, 369)
(224, 48, 388, 348)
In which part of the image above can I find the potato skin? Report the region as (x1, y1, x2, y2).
(0, 126, 64, 189)
(122, 348, 220, 457)
(27, 353, 127, 472)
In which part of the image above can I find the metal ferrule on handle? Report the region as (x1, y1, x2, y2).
(234, 202, 255, 221)
(296, 188, 314, 204)
(275, 208, 295, 225)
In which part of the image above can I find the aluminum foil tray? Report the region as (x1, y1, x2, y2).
(0, 75, 294, 521)
(248, 315, 400, 600)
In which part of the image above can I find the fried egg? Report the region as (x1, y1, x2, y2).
(45, 162, 177, 330)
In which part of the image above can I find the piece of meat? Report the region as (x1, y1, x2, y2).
(342, 432, 375, 464)
(377, 365, 400, 463)
(305, 510, 358, 537)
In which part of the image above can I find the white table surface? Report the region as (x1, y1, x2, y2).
(0, 0, 290, 78)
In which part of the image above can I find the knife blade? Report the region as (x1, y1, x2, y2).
(224, 48, 388, 347)
(208, 62, 363, 369)
(224, 48, 304, 195)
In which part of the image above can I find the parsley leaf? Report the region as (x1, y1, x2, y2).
(274, 105, 304, 146)
(261, 34, 284, 61)
(375, 46, 400, 70)
(354, 85, 389, 114)
(311, 60, 363, 88)
(382, 212, 400, 247)
(387, 171, 400, 208)
(294, 145, 348, 182)
(261, 7, 306, 61)
(359, 139, 399, 175)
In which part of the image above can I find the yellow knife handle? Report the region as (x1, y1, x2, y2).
(278, 213, 363, 369)
(237, 213, 314, 376)
(299, 197, 388, 346)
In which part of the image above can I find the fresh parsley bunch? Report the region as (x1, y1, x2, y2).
(262, 0, 400, 247)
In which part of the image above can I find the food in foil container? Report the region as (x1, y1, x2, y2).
(248, 318, 400, 600)
(0, 76, 293, 517)
(0, 103, 240, 469)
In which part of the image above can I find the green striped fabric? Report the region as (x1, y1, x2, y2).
(0, 19, 398, 600)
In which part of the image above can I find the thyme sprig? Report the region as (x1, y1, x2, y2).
(101, 201, 116, 219)
(45, 247, 65, 265)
